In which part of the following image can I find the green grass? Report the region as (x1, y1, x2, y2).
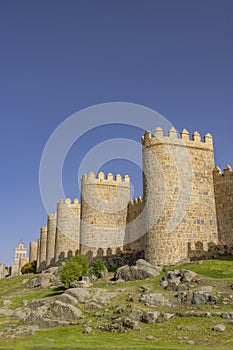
(177, 256, 233, 279)
(1, 258, 233, 349)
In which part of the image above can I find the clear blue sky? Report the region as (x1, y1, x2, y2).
(0, 0, 232, 266)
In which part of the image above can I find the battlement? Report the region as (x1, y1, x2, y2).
(81, 171, 130, 185)
(142, 127, 213, 150)
(213, 165, 233, 177)
(57, 198, 80, 207)
(48, 213, 57, 219)
(129, 196, 143, 207)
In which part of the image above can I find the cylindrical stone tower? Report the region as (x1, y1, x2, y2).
(54, 198, 80, 264)
(36, 237, 40, 272)
(80, 172, 130, 258)
(29, 241, 38, 263)
(38, 226, 47, 272)
(142, 127, 218, 265)
(46, 213, 57, 267)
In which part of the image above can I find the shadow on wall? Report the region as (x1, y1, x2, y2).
(188, 241, 233, 261)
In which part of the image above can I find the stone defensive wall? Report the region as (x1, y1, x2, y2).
(142, 127, 218, 266)
(37, 226, 47, 272)
(54, 198, 80, 264)
(213, 165, 233, 246)
(80, 171, 130, 258)
(29, 241, 38, 263)
(125, 196, 146, 253)
(0, 264, 7, 279)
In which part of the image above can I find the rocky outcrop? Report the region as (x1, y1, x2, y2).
(114, 259, 162, 281)
(26, 273, 62, 289)
(13, 299, 82, 326)
(161, 269, 197, 291)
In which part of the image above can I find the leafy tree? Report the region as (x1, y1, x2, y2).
(21, 261, 36, 274)
(60, 254, 88, 288)
(91, 258, 106, 278)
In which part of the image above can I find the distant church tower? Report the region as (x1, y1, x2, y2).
(11, 241, 29, 276)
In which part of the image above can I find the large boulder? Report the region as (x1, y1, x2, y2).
(139, 293, 170, 306)
(27, 273, 62, 289)
(13, 299, 82, 326)
(114, 259, 162, 281)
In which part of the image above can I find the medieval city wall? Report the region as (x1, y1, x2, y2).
(80, 172, 130, 259)
(0, 264, 7, 279)
(37, 226, 47, 272)
(213, 165, 233, 246)
(29, 241, 38, 263)
(143, 127, 218, 266)
(54, 198, 80, 264)
(124, 196, 146, 253)
(46, 213, 57, 267)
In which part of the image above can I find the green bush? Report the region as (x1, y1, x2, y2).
(60, 254, 88, 288)
(21, 261, 36, 274)
(91, 258, 106, 278)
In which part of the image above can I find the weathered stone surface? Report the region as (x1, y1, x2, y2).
(114, 260, 161, 281)
(129, 309, 144, 321)
(13, 300, 82, 326)
(181, 270, 197, 283)
(83, 326, 92, 334)
(198, 286, 214, 294)
(141, 311, 160, 324)
(64, 288, 92, 303)
(26, 273, 62, 289)
(161, 269, 197, 291)
(139, 293, 170, 306)
(221, 312, 233, 319)
(69, 278, 92, 288)
(176, 291, 218, 305)
(212, 324, 226, 332)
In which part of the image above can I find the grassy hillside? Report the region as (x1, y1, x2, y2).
(0, 258, 233, 350)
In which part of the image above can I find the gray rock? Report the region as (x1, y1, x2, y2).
(192, 292, 208, 305)
(221, 312, 233, 319)
(141, 311, 160, 324)
(212, 324, 226, 332)
(198, 286, 213, 294)
(65, 288, 91, 303)
(139, 293, 170, 306)
(122, 316, 140, 330)
(69, 278, 92, 288)
(145, 335, 157, 340)
(163, 313, 175, 320)
(83, 326, 92, 334)
(13, 300, 82, 325)
(95, 292, 118, 305)
(3, 300, 12, 306)
(85, 302, 102, 312)
(181, 270, 197, 283)
(26, 274, 62, 289)
(166, 277, 181, 291)
(114, 260, 162, 281)
(0, 308, 14, 316)
(58, 293, 79, 305)
(129, 309, 144, 321)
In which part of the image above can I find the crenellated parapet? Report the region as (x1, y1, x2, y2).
(81, 172, 130, 187)
(142, 127, 213, 151)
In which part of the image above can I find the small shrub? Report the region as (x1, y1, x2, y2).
(91, 258, 106, 278)
(21, 261, 36, 274)
(60, 254, 88, 288)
